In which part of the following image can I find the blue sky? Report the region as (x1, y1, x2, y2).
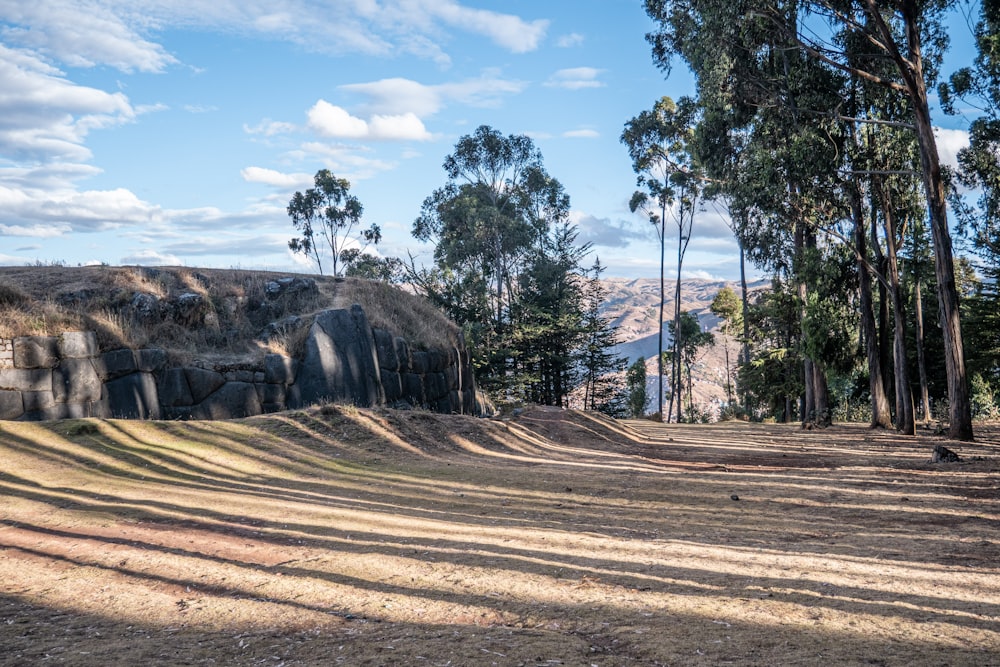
(0, 1, 979, 280)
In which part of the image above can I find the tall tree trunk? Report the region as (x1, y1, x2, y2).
(851, 184, 893, 428)
(881, 189, 916, 435)
(673, 229, 684, 424)
(739, 240, 751, 412)
(657, 223, 665, 422)
(914, 274, 932, 422)
(813, 363, 831, 426)
(912, 100, 972, 439)
(864, 0, 972, 440)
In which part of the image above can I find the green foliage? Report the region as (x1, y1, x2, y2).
(577, 259, 628, 415)
(626, 357, 648, 418)
(970, 374, 1000, 421)
(287, 170, 380, 277)
(411, 126, 605, 406)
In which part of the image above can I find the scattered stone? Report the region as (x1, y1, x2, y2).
(730, 494, 740, 501)
(931, 444, 961, 463)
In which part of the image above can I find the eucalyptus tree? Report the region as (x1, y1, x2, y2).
(622, 95, 703, 423)
(944, 0, 1000, 393)
(711, 285, 743, 412)
(644, 0, 974, 439)
(287, 169, 379, 277)
(645, 0, 848, 427)
(781, 0, 971, 438)
(413, 125, 590, 402)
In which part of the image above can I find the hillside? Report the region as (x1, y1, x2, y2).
(601, 277, 769, 415)
(0, 265, 459, 363)
(1, 406, 997, 665)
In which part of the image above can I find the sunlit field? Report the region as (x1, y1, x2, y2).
(1, 406, 998, 666)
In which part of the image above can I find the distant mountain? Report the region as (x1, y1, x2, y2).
(600, 277, 769, 416)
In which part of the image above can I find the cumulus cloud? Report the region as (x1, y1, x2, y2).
(571, 212, 647, 248)
(341, 72, 527, 117)
(545, 67, 605, 90)
(240, 167, 313, 189)
(120, 248, 181, 265)
(307, 100, 432, 141)
(0, 44, 135, 162)
(424, 1, 548, 53)
(0, 1, 178, 72)
(934, 127, 970, 171)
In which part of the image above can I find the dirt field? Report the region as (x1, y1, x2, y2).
(1, 406, 998, 666)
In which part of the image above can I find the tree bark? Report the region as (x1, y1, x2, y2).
(862, 0, 972, 440)
(879, 182, 916, 435)
(914, 274, 932, 422)
(851, 184, 893, 428)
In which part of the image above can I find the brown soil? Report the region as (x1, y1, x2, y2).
(1, 407, 998, 666)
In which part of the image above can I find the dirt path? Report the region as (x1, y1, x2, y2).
(1, 406, 998, 665)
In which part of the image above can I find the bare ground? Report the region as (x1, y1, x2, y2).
(1, 406, 998, 666)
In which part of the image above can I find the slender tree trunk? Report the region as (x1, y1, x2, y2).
(864, 0, 972, 440)
(914, 275, 932, 422)
(851, 186, 892, 428)
(878, 182, 916, 435)
(738, 240, 751, 414)
(673, 226, 684, 424)
(912, 97, 973, 440)
(657, 223, 665, 422)
(813, 363, 831, 426)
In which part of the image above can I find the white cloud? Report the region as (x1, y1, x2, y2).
(341, 72, 527, 117)
(306, 100, 431, 141)
(0, 44, 135, 162)
(424, 1, 548, 53)
(545, 67, 605, 90)
(556, 33, 584, 48)
(934, 127, 970, 171)
(564, 129, 600, 139)
(572, 212, 647, 248)
(244, 119, 297, 136)
(0, 223, 71, 237)
(0, 1, 177, 72)
(240, 167, 313, 189)
(120, 248, 181, 266)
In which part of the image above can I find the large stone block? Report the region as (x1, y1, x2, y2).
(158, 368, 194, 407)
(191, 382, 261, 420)
(394, 337, 411, 371)
(402, 372, 424, 405)
(105, 372, 162, 419)
(255, 382, 285, 405)
(183, 367, 226, 404)
(410, 350, 429, 374)
(264, 354, 298, 385)
(135, 348, 168, 373)
(0, 389, 23, 419)
(0, 368, 53, 392)
(373, 328, 398, 371)
(289, 306, 384, 408)
(23, 390, 55, 412)
(95, 349, 137, 381)
(381, 369, 402, 402)
(58, 331, 98, 359)
(53, 358, 103, 404)
(424, 372, 449, 401)
(13, 336, 59, 369)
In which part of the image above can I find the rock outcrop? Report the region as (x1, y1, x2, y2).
(0, 305, 490, 422)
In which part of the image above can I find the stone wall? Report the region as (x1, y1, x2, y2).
(0, 305, 491, 422)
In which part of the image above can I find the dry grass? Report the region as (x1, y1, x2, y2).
(0, 266, 456, 357)
(0, 408, 997, 666)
